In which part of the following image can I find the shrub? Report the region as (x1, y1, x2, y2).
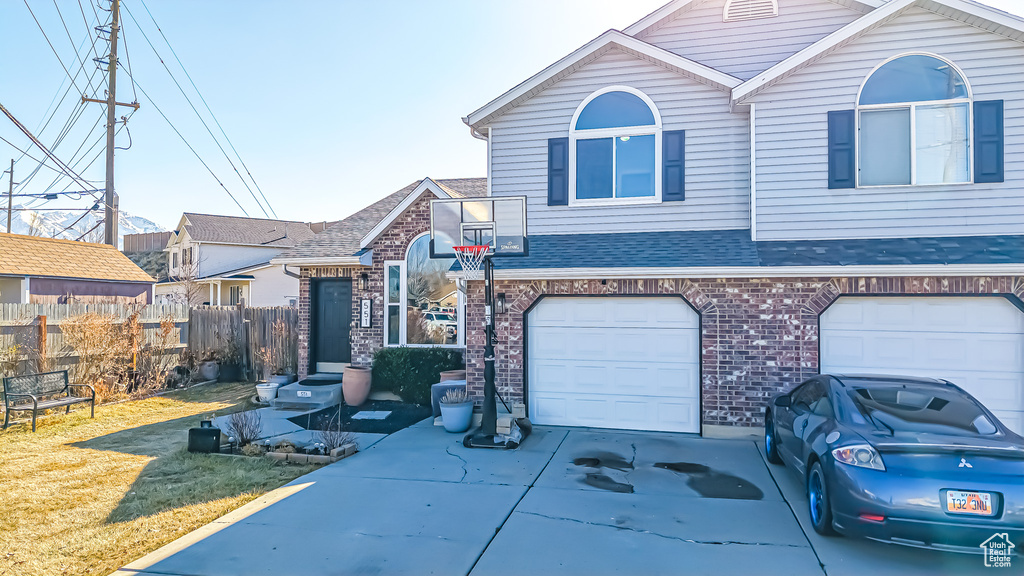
(225, 409, 262, 446)
(371, 347, 464, 405)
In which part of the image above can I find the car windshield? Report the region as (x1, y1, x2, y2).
(846, 383, 999, 436)
(433, 314, 453, 321)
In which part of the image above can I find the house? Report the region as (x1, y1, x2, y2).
(155, 213, 322, 307)
(271, 178, 486, 373)
(0, 233, 155, 304)
(284, 0, 1024, 437)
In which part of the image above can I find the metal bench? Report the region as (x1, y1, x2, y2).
(2, 370, 95, 432)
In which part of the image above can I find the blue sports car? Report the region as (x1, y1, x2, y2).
(765, 374, 1024, 553)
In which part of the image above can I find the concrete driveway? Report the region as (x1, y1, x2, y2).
(114, 421, 1013, 576)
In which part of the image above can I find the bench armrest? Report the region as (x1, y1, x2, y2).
(4, 392, 39, 407)
(66, 384, 96, 400)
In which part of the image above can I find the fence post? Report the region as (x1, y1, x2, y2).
(35, 315, 46, 372)
(238, 302, 249, 382)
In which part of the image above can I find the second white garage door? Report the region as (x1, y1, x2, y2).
(527, 297, 700, 433)
(821, 296, 1024, 435)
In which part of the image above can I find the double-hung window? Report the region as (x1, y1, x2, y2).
(858, 54, 971, 186)
(570, 87, 662, 203)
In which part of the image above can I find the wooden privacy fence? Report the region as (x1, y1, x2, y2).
(187, 305, 298, 381)
(0, 303, 190, 379)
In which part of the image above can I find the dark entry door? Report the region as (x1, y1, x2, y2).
(314, 279, 352, 365)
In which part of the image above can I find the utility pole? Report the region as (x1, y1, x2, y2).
(6, 159, 12, 234)
(83, 0, 138, 246)
(103, 0, 121, 247)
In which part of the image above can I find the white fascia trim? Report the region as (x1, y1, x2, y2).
(732, 0, 915, 104)
(749, 102, 757, 242)
(269, 256, 367, 267)
(465, 30, 741, 128)
(358, 178, 450, 250)
(485, 264, 1024, 280)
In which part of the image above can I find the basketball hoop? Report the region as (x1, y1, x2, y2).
(453, 245, 489, 280)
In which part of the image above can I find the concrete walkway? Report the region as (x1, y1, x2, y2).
(115, 421, 821, 576)
(114, 419, 1013, 575)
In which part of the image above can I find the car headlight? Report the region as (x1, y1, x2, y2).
(831, 444, 885, 471)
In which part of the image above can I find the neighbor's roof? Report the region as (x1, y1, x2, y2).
(271, 178, 486, 264)
(178, 213, 319, 247)
(0, 233, 155, 283)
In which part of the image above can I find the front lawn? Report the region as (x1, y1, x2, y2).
(0, 382, 315, 576)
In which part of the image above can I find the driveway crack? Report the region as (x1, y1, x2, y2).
(446, 446, 469, 482)
(516, 511, 807, 549)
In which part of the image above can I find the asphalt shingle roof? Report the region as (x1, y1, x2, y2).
(181, 213, 318, 247)
(0, 233, 155, 282)
(486, 230, 1024, 270)
(275, 178, 486, 261)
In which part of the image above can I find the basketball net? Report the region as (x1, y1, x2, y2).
(453, 245, 489, 281)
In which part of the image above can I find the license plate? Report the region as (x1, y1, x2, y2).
(297, 390, 312, 398)
(946, 490, 993, 516)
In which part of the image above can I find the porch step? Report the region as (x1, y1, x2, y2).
(271, 376, 343, 410)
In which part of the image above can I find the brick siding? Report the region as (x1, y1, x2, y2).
(295, 194, 1024, 428)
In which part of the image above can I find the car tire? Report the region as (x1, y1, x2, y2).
(807, 461, 836, 536)
(765, 414, 783, 465)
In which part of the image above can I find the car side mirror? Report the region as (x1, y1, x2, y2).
(774, 395, 791, 408)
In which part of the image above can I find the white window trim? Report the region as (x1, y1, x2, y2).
(383, 234, 466, 349)
(569, 85, 663, 206)
(855, 52, 974, 189)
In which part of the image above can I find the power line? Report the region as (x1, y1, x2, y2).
(23, 0, 91, 96)
(123, 70, 251, 217)
(51, 0, 102, 97)
(0, 103, 101, 197)
(128, 0, 277, 218)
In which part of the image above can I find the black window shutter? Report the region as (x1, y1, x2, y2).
(547, 137, 569, 206)
(663, 130, 685, 201)
(974, 100, 1004, 184)
(828, 110, 855, 189)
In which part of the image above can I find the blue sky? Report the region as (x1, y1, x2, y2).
(1, 0, 1021, 231)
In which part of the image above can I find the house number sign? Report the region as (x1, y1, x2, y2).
(360, 299, 372, 328)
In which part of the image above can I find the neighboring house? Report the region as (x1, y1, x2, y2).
(283, 0, 1024, 437)
(0, 233, 155, 304)
(271, 178, 486, 373)
(155, 213, 319, 307)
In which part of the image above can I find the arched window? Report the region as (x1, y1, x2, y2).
(383, 234, 463, 347)
(570, 86, 661, 203)
(857, 54, 971, 186)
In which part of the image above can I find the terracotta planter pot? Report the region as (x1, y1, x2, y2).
(439, 369, 467, 382)
(342, 366, 372, 407)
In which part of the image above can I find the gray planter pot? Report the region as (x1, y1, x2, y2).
(268, 374, 295, 385)
(198, 361, 220, 382)
(440, 401, 474, 433)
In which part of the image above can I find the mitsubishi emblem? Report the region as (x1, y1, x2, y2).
(959, 457, 973, 469)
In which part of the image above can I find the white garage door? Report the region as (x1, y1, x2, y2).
(527, 297, 700, 433)
(821, 297, 1024, 435)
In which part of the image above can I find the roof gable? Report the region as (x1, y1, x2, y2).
(732, 0, 1024, 103)
(624, 0, 881, 37)
(0, 233, 155, 283)
(271, 178, 485, 265)
(465, 30, 741, 129)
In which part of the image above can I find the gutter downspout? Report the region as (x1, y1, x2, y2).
(282, 265, 300, 279)
(749, 103, 757, 242)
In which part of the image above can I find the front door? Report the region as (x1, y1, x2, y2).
(314, 279, 352, 366)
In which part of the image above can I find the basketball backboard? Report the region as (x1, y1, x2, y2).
(429, 197, 527, 258)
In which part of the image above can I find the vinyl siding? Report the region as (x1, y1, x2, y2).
(636, 0, 863, 81)
(750, 8, 1024, 240)
(489, 49, 750, 235)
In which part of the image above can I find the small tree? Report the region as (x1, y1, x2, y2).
(170, 246, 206, 306)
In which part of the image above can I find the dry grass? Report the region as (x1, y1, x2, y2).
(0, 382, 315, 576)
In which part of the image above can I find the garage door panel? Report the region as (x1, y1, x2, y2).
(528, 297, 700, 433)
(530, 327, 697, 363)
(821, 297, 1024, 435)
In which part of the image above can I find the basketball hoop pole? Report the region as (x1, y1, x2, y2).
(463, 253, 506, 448)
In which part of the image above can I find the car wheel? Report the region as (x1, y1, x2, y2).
(808, 461, 836, 536)
(765, 414, 783, 465)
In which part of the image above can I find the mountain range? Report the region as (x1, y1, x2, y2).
(1, 204, 165, 247)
